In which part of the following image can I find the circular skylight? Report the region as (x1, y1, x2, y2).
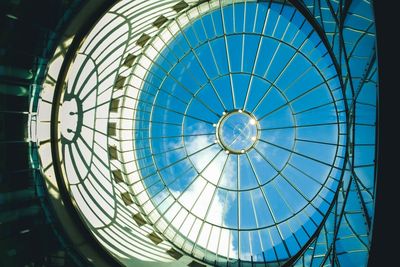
(125, 1, 347, 264)
(41, 0, 355, 266)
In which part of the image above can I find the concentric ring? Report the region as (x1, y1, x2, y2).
(215, 110, 259, 154)
(125, 1, 347, 263)
(33, 0, 378, 265)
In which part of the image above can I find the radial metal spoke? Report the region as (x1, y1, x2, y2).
(242, 0, 273, 110)
(257, 138, 339, 169)
(257, 75, 338, 122)
(219, 0, 236, 109)
(260, 121, 345, 131)
(175, 22, 227, 112)
(140, 49, 222, 119)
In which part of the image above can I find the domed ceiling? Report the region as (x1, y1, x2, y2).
(35, 0, 378, 266)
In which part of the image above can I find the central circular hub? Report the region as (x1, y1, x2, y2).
(216, 110, 259, 153)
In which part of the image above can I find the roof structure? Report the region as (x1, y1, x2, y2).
(31, 0, 378, 266)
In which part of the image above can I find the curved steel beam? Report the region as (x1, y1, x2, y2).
(49, 1, 123, 266)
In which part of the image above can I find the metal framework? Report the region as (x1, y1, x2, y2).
(34, 0, 377, 266)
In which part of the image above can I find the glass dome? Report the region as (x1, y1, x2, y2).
(127, 1, 346, 263)
(35, 0, 378, 266)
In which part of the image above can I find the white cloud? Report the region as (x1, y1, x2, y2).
(163, 123, 238, 258)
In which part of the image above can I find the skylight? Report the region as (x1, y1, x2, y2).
(36, 0, 377, 266)
(127, 1, 346, 263)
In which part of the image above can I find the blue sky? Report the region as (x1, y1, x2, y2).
(134, 1, 347, 263)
